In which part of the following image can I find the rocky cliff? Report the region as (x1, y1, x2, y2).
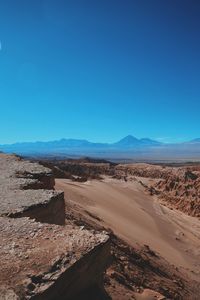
(116, 163, 200, 217)
(0, 154, 110, 299)
(153, 167, 200, 217)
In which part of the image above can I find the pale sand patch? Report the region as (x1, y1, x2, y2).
(55, 178, 200, 280)
(134, 288, 165, 300)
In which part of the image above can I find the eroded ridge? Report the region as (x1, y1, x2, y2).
(0, 217, 109, 300)
(0, 154, 65, 224)
(0, 154, 110, 299)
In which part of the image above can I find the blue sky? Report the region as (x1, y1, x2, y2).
(0, 0, 200, 144)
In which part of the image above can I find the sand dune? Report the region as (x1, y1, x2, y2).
(56, 178, 200, 280)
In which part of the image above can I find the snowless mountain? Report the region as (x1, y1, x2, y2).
(0, 135, 200, 161)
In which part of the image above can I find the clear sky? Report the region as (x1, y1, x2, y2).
(0, 0, 200, 144)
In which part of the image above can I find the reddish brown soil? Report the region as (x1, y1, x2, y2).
(57, 184, 200, 300)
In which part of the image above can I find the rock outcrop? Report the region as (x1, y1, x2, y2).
(41, 158, 116, 181)
(0, 217, 109, 300)
(0, 154, 110, 299)
(0, 154, 65, 225)
(153, 167, 200, 217)
(116, 163, 200, 217)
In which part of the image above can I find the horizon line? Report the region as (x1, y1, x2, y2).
(0, 135, 199, 146)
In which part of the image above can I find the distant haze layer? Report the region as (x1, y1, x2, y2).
(0, 135, 200, 162)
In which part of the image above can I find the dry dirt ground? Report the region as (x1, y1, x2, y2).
(56, 177, 200, 299)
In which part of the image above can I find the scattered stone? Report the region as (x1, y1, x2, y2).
(0, 154, 110, 299)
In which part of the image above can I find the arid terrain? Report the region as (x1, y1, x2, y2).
(1, 154, 200, 299)
(56, 177, 200, 276)
(0, 154, 110, 300)
(41, 157, 200, 299)
(2, 0, 200, 298)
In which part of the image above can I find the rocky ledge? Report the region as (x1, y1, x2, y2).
(0, 217, 109, 300)
(0, 154, 65, 225)
(0, 154, 110, 299)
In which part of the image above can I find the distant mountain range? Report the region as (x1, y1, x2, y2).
(0, 135, 200, 161)
(114, 135, 162, 147)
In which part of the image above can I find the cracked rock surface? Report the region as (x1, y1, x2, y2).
(0, 217, 109, 299)
(0, 154, 110, 299)
(0, 154, 65, 224)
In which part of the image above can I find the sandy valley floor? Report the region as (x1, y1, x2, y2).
(56, 177, 200, 282)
